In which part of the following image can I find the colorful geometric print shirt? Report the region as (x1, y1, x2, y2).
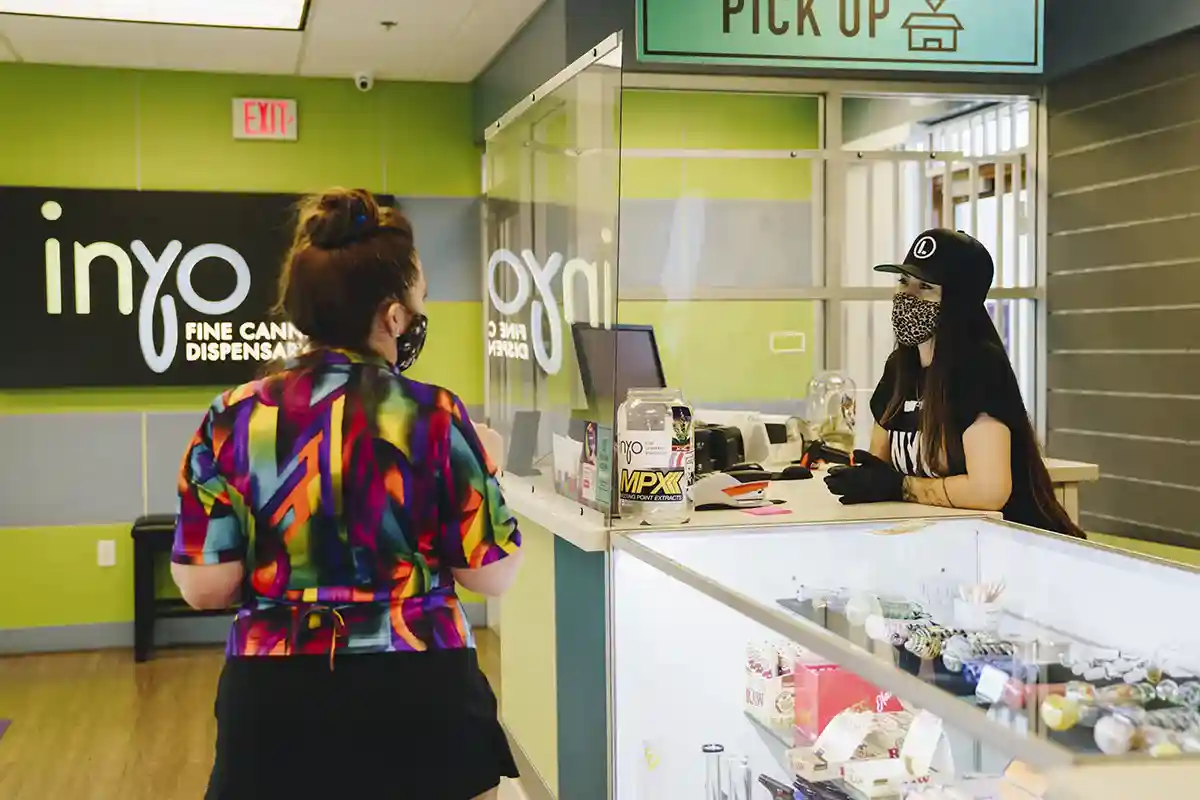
(171, 348, 521, 658)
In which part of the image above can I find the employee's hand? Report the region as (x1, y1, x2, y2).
(823, 450, 904, 505)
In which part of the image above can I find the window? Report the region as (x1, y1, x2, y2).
(836, 96, 1042, 447)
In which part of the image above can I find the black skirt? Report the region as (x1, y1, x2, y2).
(206, 648, 518, 800)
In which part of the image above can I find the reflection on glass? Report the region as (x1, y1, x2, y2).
(483, 43, 623, 521)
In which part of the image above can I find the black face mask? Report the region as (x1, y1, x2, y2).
(395, 314, 428, 372)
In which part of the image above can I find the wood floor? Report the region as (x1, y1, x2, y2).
(0, 630, 508, 799)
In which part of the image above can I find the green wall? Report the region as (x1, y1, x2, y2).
(619, 90, 820, 406)
(0, 64, 483, 634)
(0, 63, 483, 412)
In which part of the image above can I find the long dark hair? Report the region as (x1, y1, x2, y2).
(882, 293, 1083, 538)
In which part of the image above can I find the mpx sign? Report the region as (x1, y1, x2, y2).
(636, 0, 1043, 72)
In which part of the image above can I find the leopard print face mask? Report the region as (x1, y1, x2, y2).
(892, 291, 940, 347)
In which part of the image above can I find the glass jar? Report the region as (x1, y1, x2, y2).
(805, 370, 857, 453)
(617, 387, 694, 525)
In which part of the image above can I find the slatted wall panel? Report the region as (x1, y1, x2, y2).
(1047, 29, 1200, 547)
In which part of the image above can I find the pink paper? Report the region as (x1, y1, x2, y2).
(741, 505, 792, 516)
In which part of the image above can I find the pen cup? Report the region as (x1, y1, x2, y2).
(954, 598, 1000, 632)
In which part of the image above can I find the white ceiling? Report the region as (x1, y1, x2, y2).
(0, 0, 547, 81)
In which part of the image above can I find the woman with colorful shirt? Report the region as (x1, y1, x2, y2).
(170, 188, 523, 800)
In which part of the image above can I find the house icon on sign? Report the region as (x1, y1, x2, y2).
(902, 0, 963, 53)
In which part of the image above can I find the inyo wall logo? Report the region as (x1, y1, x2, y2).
(40, 199, 299, 374)
(486, 228, 614, 375)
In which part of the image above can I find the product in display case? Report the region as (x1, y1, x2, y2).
(703, 743, 724, 800)
(794, 656, 905, 742)
(746, 641, 798, 736)
(612, 516, 1200, 800)
(789, 708, 908, 782)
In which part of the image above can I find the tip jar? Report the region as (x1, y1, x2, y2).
(617, 388, 694, 525)
(805, 370, 857, 453)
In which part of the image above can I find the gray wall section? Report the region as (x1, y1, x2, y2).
(0, 617, 232, 654)
(473, 0, 568, 138)
(1046, 29, 1200, 548)
(146, 412, 205, 514)
(1046, 0, 1200, 78)
(402, 197, 482, 302)
(618, 199, 814, 293)
(0, 413, 144, 527)
(843, 98, 977, 144)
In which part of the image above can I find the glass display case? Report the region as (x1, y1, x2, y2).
(611, 516, 1200, 799)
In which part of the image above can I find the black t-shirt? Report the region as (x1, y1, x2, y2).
(869, 343, 1060, 533)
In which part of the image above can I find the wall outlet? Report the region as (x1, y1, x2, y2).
(97, 539, 117, 568)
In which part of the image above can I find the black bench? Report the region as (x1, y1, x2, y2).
(131, 514, 230, 662)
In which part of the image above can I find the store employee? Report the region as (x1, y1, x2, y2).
(825, 229, 1083, 538)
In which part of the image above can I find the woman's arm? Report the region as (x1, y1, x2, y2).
(443, 395, 523, 597)
(453, 551, 525, 597)
(171, 393, 249, 611)
(869, 424, 890, 462)
(901, 414, 1013, 511)
(171, 562, 243, 610)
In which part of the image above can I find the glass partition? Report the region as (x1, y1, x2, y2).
(483, 39, 623, 523)
(616, 91, 823, 421)
(483, 81, 1050, 526)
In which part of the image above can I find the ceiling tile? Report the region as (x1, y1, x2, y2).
(297, 0, 475, 81)
(1, 14, 156, 68)
(148, 26, 301, 75)
(432, 0, 548, 81)
(0, 0, 548, 80)
(0, 14, 300, 74)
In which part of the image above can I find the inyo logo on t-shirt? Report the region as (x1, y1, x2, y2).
(39, 199, 301, 374)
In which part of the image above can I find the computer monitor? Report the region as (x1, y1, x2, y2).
(572, 323, 667, 408)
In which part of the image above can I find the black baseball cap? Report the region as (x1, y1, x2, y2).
(874, 228, 994, 305)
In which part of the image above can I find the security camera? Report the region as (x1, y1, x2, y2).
(354, 71, 374, 92)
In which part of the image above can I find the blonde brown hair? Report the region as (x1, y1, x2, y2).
(274, 187, 418, 352)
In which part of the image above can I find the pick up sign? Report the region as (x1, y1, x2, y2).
(636, 0, 1043, 73)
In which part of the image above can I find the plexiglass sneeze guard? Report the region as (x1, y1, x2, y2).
(612, 517, 1200, 798)
(483, 35, 624, 526)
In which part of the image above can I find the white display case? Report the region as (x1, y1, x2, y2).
(611, 517, 1200, 799)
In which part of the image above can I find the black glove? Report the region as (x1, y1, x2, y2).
(823, 449, 904, 505)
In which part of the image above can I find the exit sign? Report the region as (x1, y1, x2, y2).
(233, 98, 298, 141)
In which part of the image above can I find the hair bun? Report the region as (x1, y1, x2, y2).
(304, 188, 381, 249)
